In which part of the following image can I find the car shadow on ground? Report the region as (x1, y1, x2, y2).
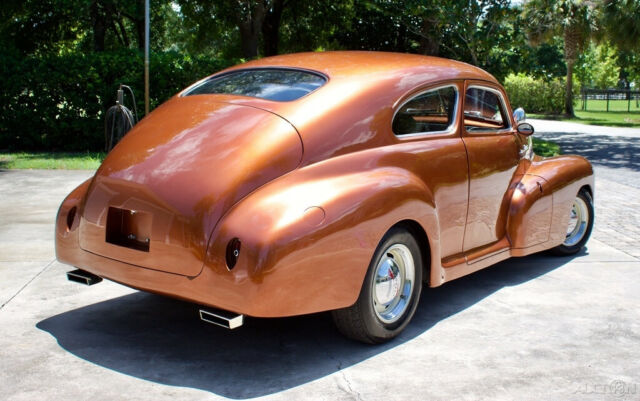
(37, 250, 585, 399)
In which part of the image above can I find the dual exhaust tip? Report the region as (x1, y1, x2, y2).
(66, 268, 244, 329)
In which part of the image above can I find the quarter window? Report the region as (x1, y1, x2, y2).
(464, 87, 509, 131)
(393, 86, 458, 136)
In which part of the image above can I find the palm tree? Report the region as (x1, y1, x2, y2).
(523, 0, 598, 116)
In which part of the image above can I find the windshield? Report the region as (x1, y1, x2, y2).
(183, 68, 327, 101)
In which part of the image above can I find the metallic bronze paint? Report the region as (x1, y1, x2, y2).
(55, 51, 594, 317)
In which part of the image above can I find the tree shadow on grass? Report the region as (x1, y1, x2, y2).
(36, 250, 585, 399)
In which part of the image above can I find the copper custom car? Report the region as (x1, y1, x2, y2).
(56, 51, 594, 343)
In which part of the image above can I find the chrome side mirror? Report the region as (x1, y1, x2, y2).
(513, 107, 526, 123)
(517, 122, 534, 136)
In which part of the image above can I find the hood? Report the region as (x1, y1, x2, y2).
(79, 96, 302, 276)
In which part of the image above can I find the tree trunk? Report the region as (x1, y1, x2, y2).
(91, 0, 106, 52)
(237, 0, 266, 59)
(418, 16, 440, 56)
(262, 0, 285, 56)
(135, 0, 145, 51)
(239, 23, 260, 58)
(565, 59, 575, 116)
(116, 18, 131, 48)
(563, 26, 579, 117)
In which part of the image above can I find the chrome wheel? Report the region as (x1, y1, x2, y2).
(332, 227, 423, 343)
(564, 196, 589, 247)
(372, 243, 415, 324)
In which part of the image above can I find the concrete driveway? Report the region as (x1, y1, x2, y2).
(1, 121, 639, 400)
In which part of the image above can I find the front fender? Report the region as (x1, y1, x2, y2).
(202, 163, 438, 317)
(510, 155, 594, 256)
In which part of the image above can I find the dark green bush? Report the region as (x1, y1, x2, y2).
(503, 73, 568, 114)
(0, 50, 235, 151)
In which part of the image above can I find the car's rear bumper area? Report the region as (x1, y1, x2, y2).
(57, 229, 259, 316)
(55, 177, 363, 319)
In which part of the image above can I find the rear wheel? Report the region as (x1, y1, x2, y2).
(552, 189, 594, 255)
(332, 227, 423, 343)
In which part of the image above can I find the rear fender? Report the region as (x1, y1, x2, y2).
(55, 178, 93, 263)
(203, 161, 438, 317)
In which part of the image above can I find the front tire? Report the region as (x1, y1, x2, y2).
(552, 189, 594, 255)
(332, 227, 423, 344)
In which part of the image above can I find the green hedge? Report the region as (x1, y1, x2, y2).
(0, 50, 235, 151)
(503, 73, 568, 114)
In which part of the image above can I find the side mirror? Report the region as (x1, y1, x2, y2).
(517, 122, 534, 136)
(513, 107, 526, 123)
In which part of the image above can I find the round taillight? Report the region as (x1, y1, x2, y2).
(66, 206, 77, 231)
(225, 238, 241, 270)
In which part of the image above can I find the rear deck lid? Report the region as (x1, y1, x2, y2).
(79, 96, 302, 276)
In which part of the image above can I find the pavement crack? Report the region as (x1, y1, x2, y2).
(337, 361, 364, 401)
(0, 259, 55, 311)
(312, 330, 364, 401)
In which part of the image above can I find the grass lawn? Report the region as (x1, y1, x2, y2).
(530, 99, 640, 128)
(533, 138, 561, 157)
(580, 98, 640, 113)
(0, 152, 105, 170)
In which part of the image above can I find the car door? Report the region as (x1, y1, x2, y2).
(391, 82, 469, 260)
(461, 81, 520, 254)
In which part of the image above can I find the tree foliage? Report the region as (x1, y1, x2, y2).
(575, 43, 620, 89)
(0, 0, 637, 150)
(523, 0, 599, 116)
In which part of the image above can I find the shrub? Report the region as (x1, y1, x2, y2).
(0, 50, 236, 151)
(503, 73, 568, 114)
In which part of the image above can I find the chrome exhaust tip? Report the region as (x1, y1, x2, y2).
(67, 269, 103, 286)
(199, 308, 244, 329)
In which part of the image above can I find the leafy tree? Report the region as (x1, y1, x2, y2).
(601, 0, 640, 91)
(177, 0, 299, 59)
(279, 1, 355, 53)
(602, 0, 640, 52)
(0, 0, 86, 55)
(575, 43, 619, 89)
(0, 0, 178, 54)
(523, 0, 599, 116)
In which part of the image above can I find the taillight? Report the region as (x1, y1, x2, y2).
(66, 206, 77, 231)
(225, 238, 241, 270)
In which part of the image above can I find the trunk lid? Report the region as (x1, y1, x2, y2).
(79, 96, 302, 276)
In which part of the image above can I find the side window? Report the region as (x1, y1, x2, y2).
(393, 86, 458, 136)
(464, 87, 509, 132)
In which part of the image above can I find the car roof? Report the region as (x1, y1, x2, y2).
(195, 51, 503, 165)
(223, 51, 498, 84)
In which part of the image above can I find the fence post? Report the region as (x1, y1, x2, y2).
(585, 89, 588, 111)
(629, 90, 631, 112)
(606, 90, 610, 112)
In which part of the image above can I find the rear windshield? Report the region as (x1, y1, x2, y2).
(183, 68, 326, 101)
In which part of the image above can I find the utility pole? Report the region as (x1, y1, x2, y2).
(144, 0, 150, 115)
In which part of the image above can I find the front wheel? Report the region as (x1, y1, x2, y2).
(332, 227, 423, 344)
(551, 189, 594, 255)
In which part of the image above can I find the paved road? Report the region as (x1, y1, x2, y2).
(531, 119, 640, 259)
(1, 122, 639, 401)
